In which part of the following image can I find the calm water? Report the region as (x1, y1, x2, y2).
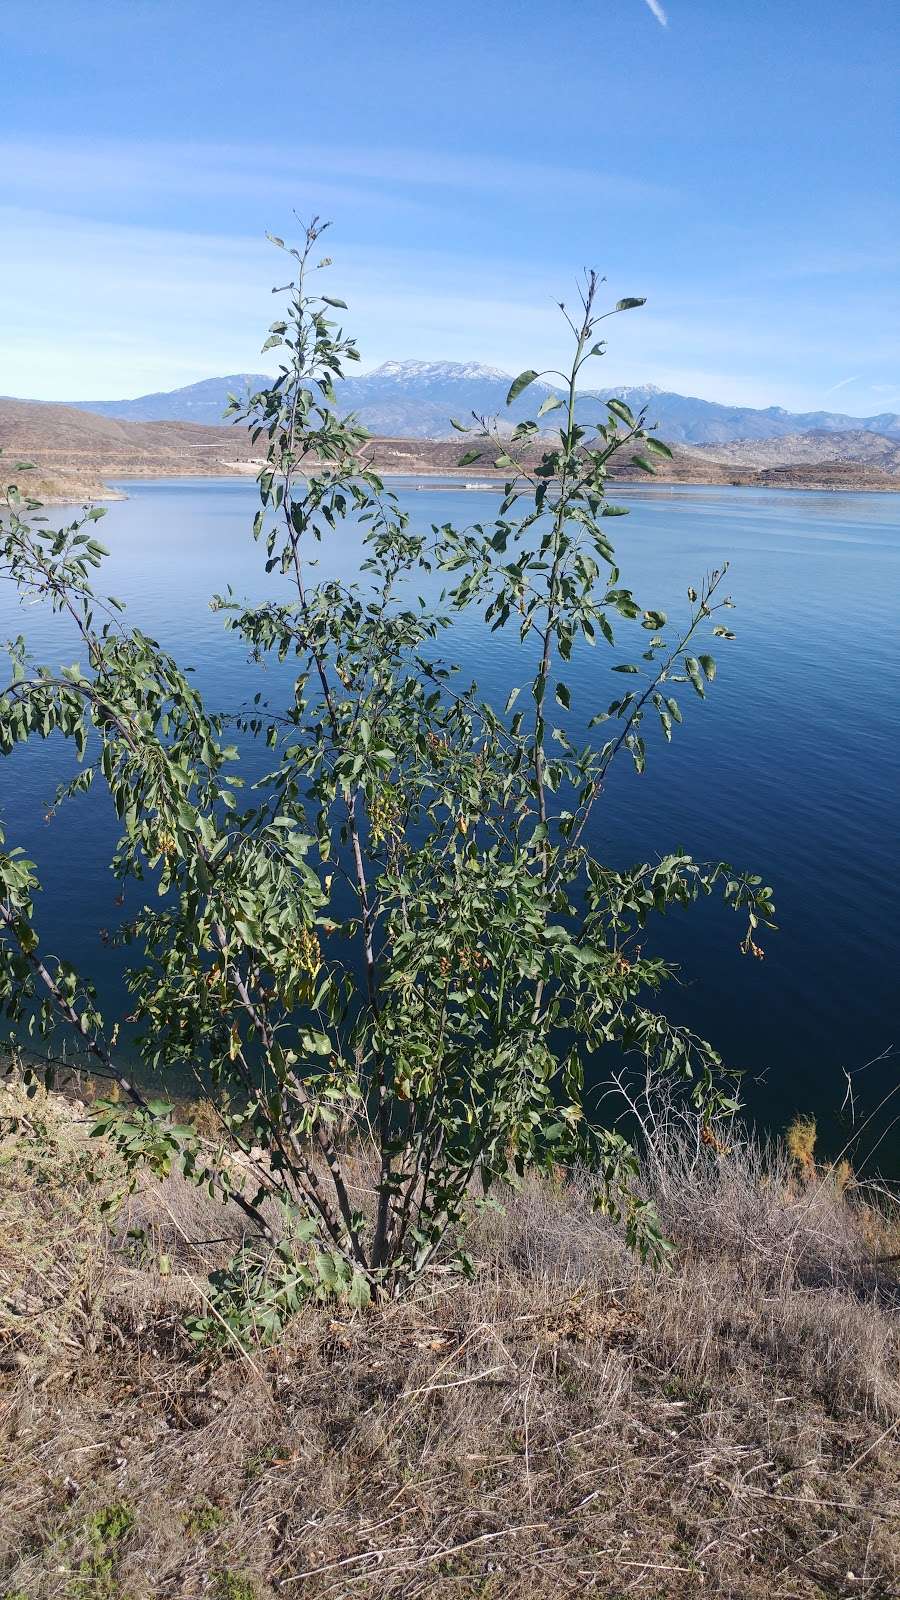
(3, 477, 899, 1168)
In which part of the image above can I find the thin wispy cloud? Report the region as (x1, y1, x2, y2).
(824, 374, 862, 395)
(0, 138, 675, 214)
(642, 0, 668, 27)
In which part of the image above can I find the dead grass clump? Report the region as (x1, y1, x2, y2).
(0, 1083, 121, 1379)
(638, 1117, 890, 1299)
(758, 1288, 900, 1418)
(0, 1088, 898, 1598)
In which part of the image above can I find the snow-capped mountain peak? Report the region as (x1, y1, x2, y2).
(368, 359, 512, 384)
(613, 382, 663, 399)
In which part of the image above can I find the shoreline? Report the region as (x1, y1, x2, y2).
(80, 465, 900, 502)
(15, 459, 900, 507)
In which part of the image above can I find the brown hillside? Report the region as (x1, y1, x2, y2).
(0, 398, 262, 501)
(1, 399, 898, 502)
(692, 428, 900, 475)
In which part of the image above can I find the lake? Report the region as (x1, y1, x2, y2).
(3, 476, 899, 1169)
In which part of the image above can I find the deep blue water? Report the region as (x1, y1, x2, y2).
(3, 476, 898, 1169)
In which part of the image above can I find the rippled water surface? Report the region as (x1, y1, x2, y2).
(3, 477, 898, 1164)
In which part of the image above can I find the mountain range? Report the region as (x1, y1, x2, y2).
(67, 361, 900, 446)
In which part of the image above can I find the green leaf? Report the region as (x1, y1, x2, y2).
(348, 1273, 371, 1309)
(145, 1098, 175, 1117)
(644, 437, 673, 458)
(684, 656, 706, 697)
(537, 394, 563, 418)
(301, 1030, 333, 1056)
(554, 681, 571, 709)
(321, 296, 348, 309)
(606, 399, 635, 427)
(615, 297, 646, 311)
(458, 450, 484, 467)
(506, 370, 539, 406)
(698, 654, 717, 681)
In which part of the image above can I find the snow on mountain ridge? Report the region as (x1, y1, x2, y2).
(55, 367, 900, 445)
(368, 359, 513, 382)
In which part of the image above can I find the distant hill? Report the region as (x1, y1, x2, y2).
(691, 428, 900, 475)
(0, 397, 262, 502)
(72, 374, 273, 426)
(369, 431, 900, 493)
(62, 361, 900, 446)
(2, 397, 898, 504)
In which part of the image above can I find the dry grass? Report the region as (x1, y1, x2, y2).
(1, 1083, 898, 1600)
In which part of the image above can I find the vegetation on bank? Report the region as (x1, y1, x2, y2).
(1, 1082, 898, 1598)
(1, 228, 897, 1593)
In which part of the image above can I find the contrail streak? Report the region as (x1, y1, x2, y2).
(643, 0, 668, 25)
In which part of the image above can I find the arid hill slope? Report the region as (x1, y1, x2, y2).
(0, 398, 261, 501)
(691, 428, 900, 475)
(361, 432, 900, 492)
(2, 398, 899, 502)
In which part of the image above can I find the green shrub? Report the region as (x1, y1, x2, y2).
(0, 221, 774, 1308)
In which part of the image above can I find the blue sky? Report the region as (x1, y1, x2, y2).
(1, 0, 897, 412)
